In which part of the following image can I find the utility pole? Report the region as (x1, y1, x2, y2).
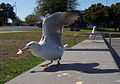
(105, 0, 108, 6)
(13, 2, 17, 16)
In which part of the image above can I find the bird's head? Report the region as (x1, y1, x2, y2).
(17, 41, 40, 54)
(93, 26, 96, 29)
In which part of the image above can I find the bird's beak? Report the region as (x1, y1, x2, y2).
(22, 48, 29, 53)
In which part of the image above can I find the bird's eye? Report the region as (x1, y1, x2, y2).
(29, 44, 31, 46)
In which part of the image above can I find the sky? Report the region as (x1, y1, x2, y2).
(1, 0, 120, 21)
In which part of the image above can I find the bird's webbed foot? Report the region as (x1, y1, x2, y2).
(40, 61, 53, 67)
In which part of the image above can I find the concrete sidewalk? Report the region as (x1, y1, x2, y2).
(6, 35, 120, 84)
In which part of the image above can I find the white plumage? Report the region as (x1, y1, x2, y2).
(89, 26, 96, 38)
(17, 12, 79, 67)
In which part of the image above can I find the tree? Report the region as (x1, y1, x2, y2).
(83, 2, 120, 32)
(24, 14, 38, 26)
(0, 3, 16, 25)
(83, 3, 107, 27)
(0, 8, 4, 25)
(34, 0, 79, 16)
(110, 3, 120, 32)
(12, 17, 23, 26)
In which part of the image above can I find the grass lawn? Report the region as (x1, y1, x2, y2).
(0, 28, 88, 84)
(1, 27, 119, 84)
(0, 26, 9, 27)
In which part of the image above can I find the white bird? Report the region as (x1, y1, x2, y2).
(17, 12, 79, 67)
(89, 26, 96, 38)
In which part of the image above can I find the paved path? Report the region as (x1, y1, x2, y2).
(6, 35, 120, 84)
(111, 38, 120, 57)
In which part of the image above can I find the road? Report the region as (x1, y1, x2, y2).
(111, 38, 120, 56)
(0, 26, 39, 31)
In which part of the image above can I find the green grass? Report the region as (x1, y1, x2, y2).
(0, 28, 88, 84)
(98, 28, 115, 32)
(62, 30, 87, 47)
(0, 26, 10, 27)
(97, 28, 120, 34)
(0, 27, 120, 84)
(0, 55, 44, 84)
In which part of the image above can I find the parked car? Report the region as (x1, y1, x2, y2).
(36, 21, 42, 28)
(88, 25, 94, 28)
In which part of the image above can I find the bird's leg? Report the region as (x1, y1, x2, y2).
(40, 61, 53, 67)
(57, 57, 61, 66)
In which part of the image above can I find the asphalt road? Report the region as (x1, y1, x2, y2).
(105, 37, 120, 69)
(111, 38, 120, 56)
(0, 26, 39, 31)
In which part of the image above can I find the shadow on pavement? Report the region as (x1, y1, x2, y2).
(31, 63, 120, 74)
(103, 37, 120, 70)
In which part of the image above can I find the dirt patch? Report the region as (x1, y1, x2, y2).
(0, 32, 42, 65)
(0, 39, 26, 65)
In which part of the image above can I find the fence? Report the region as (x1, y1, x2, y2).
(65, 32, 111, 51)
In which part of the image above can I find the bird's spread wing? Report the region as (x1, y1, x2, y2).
(40, 12, 79, 46)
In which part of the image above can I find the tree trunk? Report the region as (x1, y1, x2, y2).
(118, 27, 120, 32)
(114, 27, 117, 32)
